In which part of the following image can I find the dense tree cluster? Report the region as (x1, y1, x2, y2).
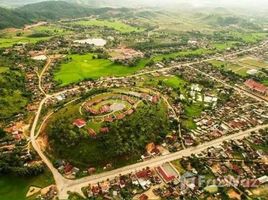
(47, 101, 170, 167)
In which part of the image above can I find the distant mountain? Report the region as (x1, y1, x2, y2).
(0, 7, 31, 28)
(202, 14, 260, 30)
(17, 1, 93, 19)
(0, 1, 118, 29)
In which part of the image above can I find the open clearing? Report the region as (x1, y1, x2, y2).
(54, 54, 148, 85)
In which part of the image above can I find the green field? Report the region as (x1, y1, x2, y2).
(0, 90, 28, 119)
(54, 54, 148, 85)
(0, 170, 54, 200)
(233, 32, 268, 43)
(182, 103, 204, 130)
(73, 19, 144, 33)
(162, 76, 187, 90)
(31, 25, 72, 36)
(0, 37, 50, 48)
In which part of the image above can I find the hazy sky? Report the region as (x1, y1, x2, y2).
(1, 0, 268, 9)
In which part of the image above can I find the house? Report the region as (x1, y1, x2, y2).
(64, 163, 73, 175)
(139, 194, 149, 200)
(116, 113, 125, 120)
(152, 95, 160, 104)
(244, 79, 268, 96)
(88, 128, 97, 137)
(146, 143, 160, 155)
(73, 119, 86, 128)
(136, 169, 152, 190)
(100, 127, 109, 134)
(125, 109, 134, 115)
(156, 163, 178, 183)
(104, 116, 114, 122)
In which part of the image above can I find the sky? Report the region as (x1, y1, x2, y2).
(0, 0, 268, 9)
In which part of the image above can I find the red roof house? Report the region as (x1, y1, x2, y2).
(156, 166, 175, 183)
(88, 128, 97, 137)
(244, 79, 268, 95)
(73, 119, 86, 128)
(100, 127, 109, 134)
(139, 194, 149, 200)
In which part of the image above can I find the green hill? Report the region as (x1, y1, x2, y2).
(0, 1, 112, 29)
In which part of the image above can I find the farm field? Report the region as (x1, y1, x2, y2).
(54, 54, 149, 85)
(208, 58, 268, 77)
(72, 19, 144, 33)
(229, 32, 268, 43)
(0, 37, 50, 48)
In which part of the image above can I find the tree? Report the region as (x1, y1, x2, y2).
(0, 128, 6, 139)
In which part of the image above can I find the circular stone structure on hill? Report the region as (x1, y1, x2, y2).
(43, 88, 171, 174)
(110, 103, 126, 112)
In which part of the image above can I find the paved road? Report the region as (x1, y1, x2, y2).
(29, 41, 268, 199)
(37, 56, 52, 96)
(58, 124, 268, 199)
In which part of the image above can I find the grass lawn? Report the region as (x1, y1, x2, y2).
(0, 90, 28, 119)
(162, 76, 187, 90)
(182, 103, 204, 130)
(0, 169, 54, 200)
(54, 54, 148, 86)
(185, 103, 203, 117)
(73, 19, 144, 33)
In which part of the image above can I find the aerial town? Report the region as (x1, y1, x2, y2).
(0, 0, 268, 200)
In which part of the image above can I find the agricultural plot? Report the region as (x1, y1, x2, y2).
(0, 24, 70, 48)
(71, 19, 144, 33)
(54, 54, 148, 85)
(209, 57, 268, 77)
(0, 37, 50, 48)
